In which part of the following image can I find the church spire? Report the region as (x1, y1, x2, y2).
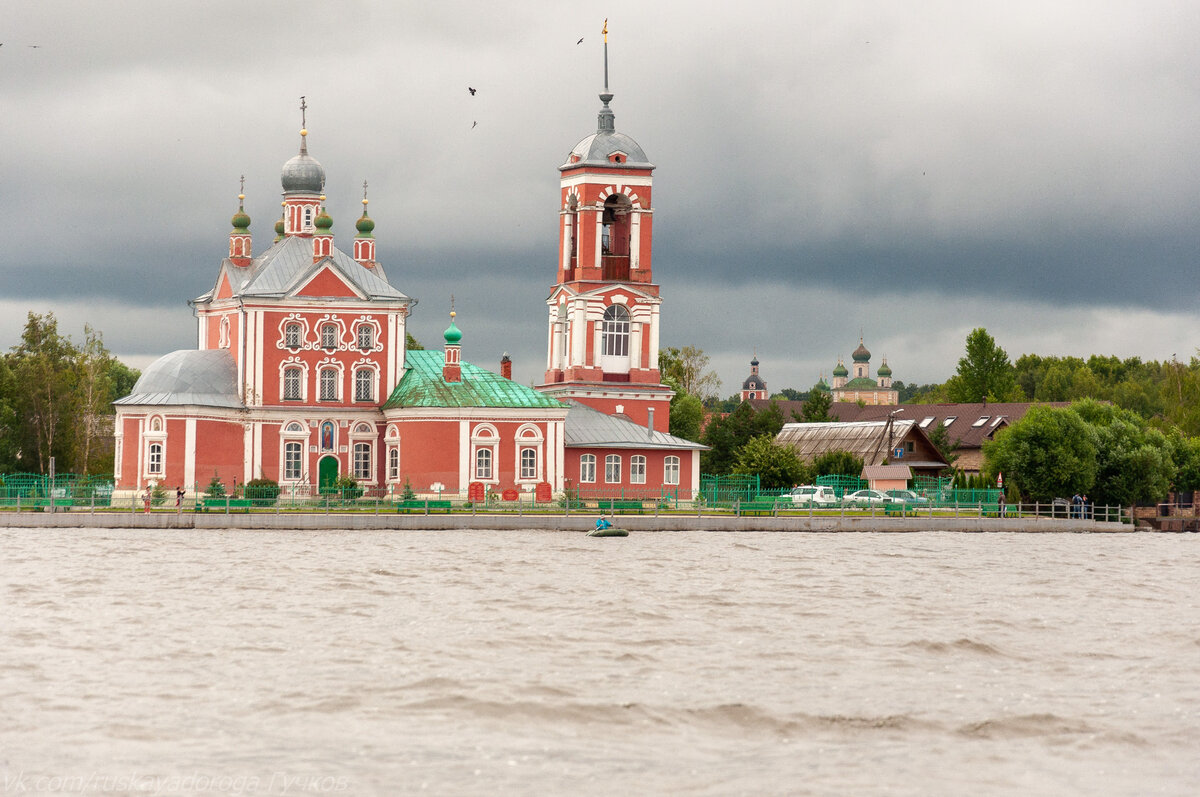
(228, 176, 252, 267)
(597, 18, 615, 134)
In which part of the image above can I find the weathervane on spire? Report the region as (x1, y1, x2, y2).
(362, 180, 369, 201)
(300, 96, 307, 128)
(239, 174, 245, 195)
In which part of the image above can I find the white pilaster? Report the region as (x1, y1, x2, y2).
(184, 418, 196, 488)
(630, 211, 642, 270)
(649, 305, 661, 363)
(572, 301, 586, 367)
(458, 419, 470, 488)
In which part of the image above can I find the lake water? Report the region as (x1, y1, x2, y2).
(2, 528, 1198, 796)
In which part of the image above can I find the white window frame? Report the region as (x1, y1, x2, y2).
(319, 367, 339, 401)
(520, 447, 538, 480)
(281, 359, 307, 402)
(664, 456, 680, 486)
(284, 441, 304, 481)
(354, 367, 374, 402)
(321, 323, 339, 350)
(357, 324, 374, 350)
(147, 441, 164, 476)
(605, 454, 622, 484)
(580, 454, 596, 483)
(285, 323, 302, 349)
(471, 423, 500, 484)
(630, 455, 646, 485)
(353, 442, 372, 481)
(600, 304, 630, 358)
(475, 448, 493, 480)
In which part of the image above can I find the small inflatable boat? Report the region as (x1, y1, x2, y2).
(588, 527, 629, 537)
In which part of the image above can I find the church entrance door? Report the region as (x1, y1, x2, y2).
(318, 456, 339, 493)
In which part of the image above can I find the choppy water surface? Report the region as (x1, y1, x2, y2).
(2, 528, 1199, 796)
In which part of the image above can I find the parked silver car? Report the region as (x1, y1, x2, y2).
(843, 489, 898, 507)
(788, 485, 840, 507)
(888, 489, 929, 505)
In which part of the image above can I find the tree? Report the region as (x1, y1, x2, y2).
(1071, 399, 1174, 507)
(668, 393, 704, 441)
(771, 388, 806, 401)
(8, 312, 78, 473)
(72, 325, 117, 476)
(946, 328, 1023, 403)
(812, 449, 864, 477)
(658, 346, 721, 402)
(983, 405, 1098, 501)
(925, 422, 959, 468)
(405, 333, 424, 350)
(732, 434, 809, 489)
(700, 401, 787, 474)
(796, 390, 833, 422)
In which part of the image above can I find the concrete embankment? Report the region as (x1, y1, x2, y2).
(0, 511, 1132, 533)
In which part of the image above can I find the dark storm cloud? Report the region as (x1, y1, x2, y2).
(2, 1, 1198, 390)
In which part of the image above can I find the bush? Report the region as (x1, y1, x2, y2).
(332, 475, 363, 500)
(205, 473, 226, 498)
(245, 478, 280, 507)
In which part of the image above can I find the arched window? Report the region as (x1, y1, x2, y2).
(357, 324, 374, 350)
(630, 455, 646, 485)
(601, 305, 630, 358)
(580, 454, 596, 483)
(664, 456, 680, 486)
(471, 424, 499, 484)
(148, 442, 164, 475)
(353, 442, 372, 480)
(605, 454, 621, 484)
(283, 367, 302, 401)
(319, 368, 338, 401)
(284, 441, 303, 480)
(285, 323, 302, 348)
(475, 448, 493, 480)
(388, 448, 400, 482)
(355, 368, 373, 401)
(219, 317, 231, 349)
(520, 448, 538, 480)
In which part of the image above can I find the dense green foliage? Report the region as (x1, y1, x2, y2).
(700, 401, 786, 474)
(983, 405, 1098, 501)
(0, 312, 138, 475)
(811, 449, 864, 478)
(732, 434, 808, 489)
(944, 327, 1022, 403)
(795, 389, 833, 422)
(668, 394, 704, 441)
(984, 400, 1185, 505)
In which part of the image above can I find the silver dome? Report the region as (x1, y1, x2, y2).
(115, 349, 242, 408)
(281, 152, 326, 193)
(561, 131, 652, 170)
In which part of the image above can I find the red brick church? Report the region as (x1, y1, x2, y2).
(113, 49, 703, 500)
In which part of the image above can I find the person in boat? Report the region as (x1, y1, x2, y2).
(595, 516, 612, 532)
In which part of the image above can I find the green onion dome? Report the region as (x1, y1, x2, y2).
(877, 360, 892, 377)
(852, 340, 871, 362)
(314, 202, 333, 231)
(231, 194, 251, 230)
(356, 199, 375, 236)
(814, 377, 832, 393)
(832, 361, 848, 377)
(444, 312, 463, 345)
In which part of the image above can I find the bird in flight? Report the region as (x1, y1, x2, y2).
(471, 121, 477, 129)
(577, 37, 584, 45)
(468, 86, 476, 96)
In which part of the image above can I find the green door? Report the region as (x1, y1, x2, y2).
(318, 456, 339, 494)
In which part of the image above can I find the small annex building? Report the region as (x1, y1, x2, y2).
(774, 420, 948, 478)
(861, 464, 913, 492)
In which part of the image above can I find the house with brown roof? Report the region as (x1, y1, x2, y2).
(750, 399, 1073, 475)
(774, 420, 949, 478)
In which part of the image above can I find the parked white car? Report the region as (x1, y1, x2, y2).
(843, 489, 898, 508)
(788, 485, 840, 507)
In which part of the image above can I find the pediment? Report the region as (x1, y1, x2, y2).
(294, 263, 364, 299)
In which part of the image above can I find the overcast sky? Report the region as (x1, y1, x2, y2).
(3, 1, 1198, 395)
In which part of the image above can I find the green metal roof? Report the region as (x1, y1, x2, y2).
(841, 376, 880, 390)
(383, 350, 567, 410)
